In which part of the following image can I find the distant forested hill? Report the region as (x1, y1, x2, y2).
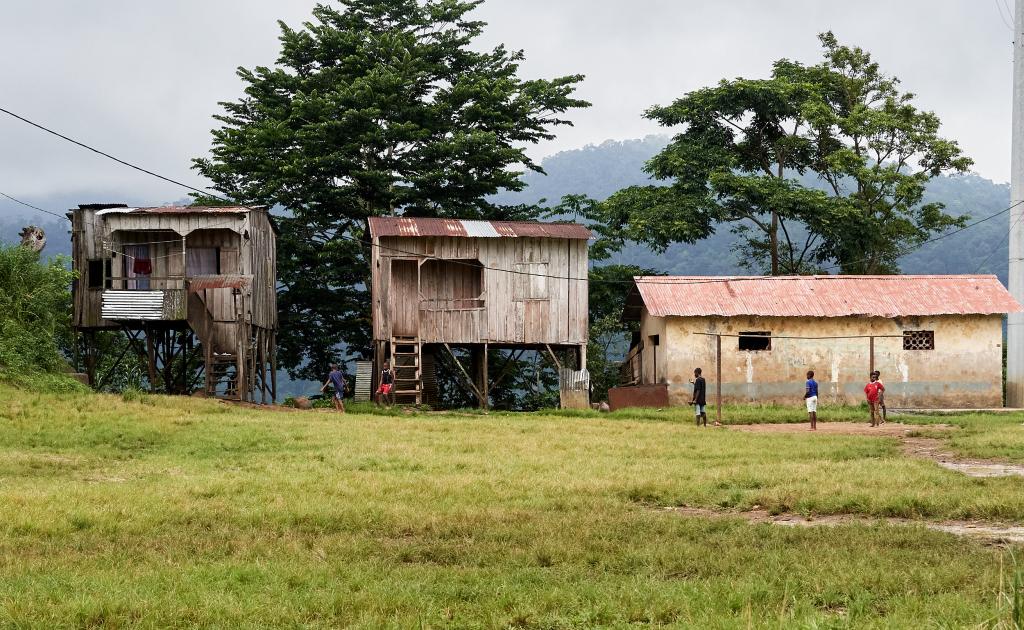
(2, 138, 1012, 282)
(496, 136, 1013, 283)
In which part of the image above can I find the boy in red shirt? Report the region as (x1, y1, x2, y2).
(864, 373, 885, 427)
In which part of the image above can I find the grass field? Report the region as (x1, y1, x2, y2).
(1, 384, 1023, 628)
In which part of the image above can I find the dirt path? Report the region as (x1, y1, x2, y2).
(730, 421, 1024, 478)
(664, 506, 1024, 545)
(729, 421, 944, 437)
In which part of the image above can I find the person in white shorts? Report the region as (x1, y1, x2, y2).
(804, 369, 819, 430)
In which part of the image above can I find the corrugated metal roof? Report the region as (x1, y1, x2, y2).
(367, 217, 591, 240)
(188, 275, 252, 291)
(101, 291, 165, 320)
(94, 205, 254, 216)
(629, 275, 1024, 319)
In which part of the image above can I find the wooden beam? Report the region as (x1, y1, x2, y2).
(488, 349, 525, 393)
(544, 344, 562, 371)
(442, 342, 485, 404)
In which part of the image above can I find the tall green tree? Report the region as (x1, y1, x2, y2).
(590, 32, 972, 275)
(193, 0, 587, 379)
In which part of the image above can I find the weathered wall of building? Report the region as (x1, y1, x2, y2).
(635, 313, 1004, 408)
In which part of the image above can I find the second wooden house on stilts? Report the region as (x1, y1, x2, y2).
(368, 217, 591, 409)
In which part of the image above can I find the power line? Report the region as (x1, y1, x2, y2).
(997, 0, 1014, 30)
(0, 106, 222, 199)
(0, 191, 69, 222)
(2, 101, 1019, 286)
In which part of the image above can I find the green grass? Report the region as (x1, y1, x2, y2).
(1, 385, 1024, 627)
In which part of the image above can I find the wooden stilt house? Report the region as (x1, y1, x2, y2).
(69, 204, 278, 401)
(368, 217, 591, 408)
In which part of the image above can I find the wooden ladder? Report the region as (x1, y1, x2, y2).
(390, 335, 422, 405)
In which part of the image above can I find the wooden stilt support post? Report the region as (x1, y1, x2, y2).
(145, 326, 157, 389)
(480, 343, 488, 411)
(270, 331, 278, 403)
(716, 334, 722, 426)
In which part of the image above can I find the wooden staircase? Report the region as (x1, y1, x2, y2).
(187, 291, 238, 398)
(390, 335, 422, 405)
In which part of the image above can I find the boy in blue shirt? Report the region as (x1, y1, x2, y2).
(320, 363, 346, 413)
(804, 370, 818, 430)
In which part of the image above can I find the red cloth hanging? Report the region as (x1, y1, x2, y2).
(132, 258, 152, 276)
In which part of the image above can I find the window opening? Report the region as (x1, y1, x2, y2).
(738, 331, 771, 351)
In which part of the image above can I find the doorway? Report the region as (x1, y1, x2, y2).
(390, 259, 419, 337)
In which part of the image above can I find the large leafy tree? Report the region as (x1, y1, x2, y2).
(193, 0, 587, 379)
(590, 32, 972, 275)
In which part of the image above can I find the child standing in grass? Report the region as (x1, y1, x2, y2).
(690, 367, 707, 427)
(804, 370, 818, 431)
(864, 372, 884, 427)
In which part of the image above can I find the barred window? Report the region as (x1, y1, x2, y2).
(903, 330, 934, 350)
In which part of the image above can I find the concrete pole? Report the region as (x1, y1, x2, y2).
(1008, 0, 1024, 407)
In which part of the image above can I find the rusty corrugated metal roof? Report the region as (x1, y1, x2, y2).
(188, 275, 252, 291)
(629, 275, 1024, 319)
(368, 217, 591, 240)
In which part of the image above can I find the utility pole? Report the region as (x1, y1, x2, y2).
(1009, 0, 1024, 407)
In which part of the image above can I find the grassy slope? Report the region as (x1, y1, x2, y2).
(1, 387, 1023, 628)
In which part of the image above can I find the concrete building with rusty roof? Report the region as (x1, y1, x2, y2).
(612, 275, 1024, 410)
(69, 203, 278, 402)
(367, 216, 591, 409)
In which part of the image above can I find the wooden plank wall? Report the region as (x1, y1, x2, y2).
(73, 209, 277, 335)
(372, 235, 588, 345)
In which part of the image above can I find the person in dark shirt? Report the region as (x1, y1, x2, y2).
(376, 360, 395, 406)
(320, 363, 346, 413)
(690, 367, 707, 427)
(804, 370, 819, 431)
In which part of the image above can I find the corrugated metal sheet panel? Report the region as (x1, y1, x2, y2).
(101, 291, 165, 320)
(188, 275, 252, 291)
(95, 205, 254, 216)
(632, 275, 1024, 318)
(368, 217, 590, 240)
(460, 220, 501, 238)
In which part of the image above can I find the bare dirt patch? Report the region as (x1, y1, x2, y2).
(729, 421, 950, 437)
(902, 437, 1024, 478)
(730, 421, 1024, 478)
(664, 506, 1024, 545)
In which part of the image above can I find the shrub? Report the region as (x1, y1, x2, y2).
(0, 245, 76, 374)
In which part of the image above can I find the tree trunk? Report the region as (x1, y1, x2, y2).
(771, 160, 782, 275)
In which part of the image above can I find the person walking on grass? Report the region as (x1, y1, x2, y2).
(320, 363, 346, 413)
(873, 370, 887, 423)
(690, 367, 707, 427)
(804, 370, 819, 431)
(864, 372, 884, 427)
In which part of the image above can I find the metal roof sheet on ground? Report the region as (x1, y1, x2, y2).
(628, 275, 1024, 319)
(367, 216, 591, 240)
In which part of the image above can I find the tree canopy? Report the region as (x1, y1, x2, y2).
(193, 0, 588, 379)
(587, 32, 973, 275)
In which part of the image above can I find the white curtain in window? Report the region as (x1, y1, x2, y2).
(187, 248, 218, 276)
(123, 244, 150, 290)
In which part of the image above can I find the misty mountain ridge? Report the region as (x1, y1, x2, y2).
(1, 137, 1012, 284)
(496, 135, 1013, 283)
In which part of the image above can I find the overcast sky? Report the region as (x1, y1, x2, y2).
(0, 0, 1016, 211)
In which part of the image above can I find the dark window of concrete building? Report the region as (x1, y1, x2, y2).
(903, 330, 934, 350)
(738, 331, 771, 351)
